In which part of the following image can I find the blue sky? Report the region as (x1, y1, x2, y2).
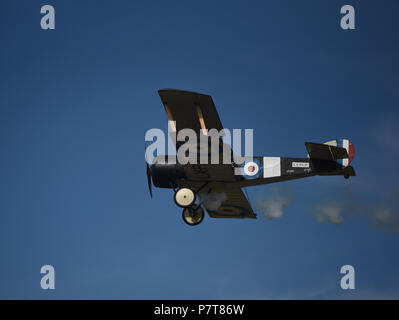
(1, 0, 399, 299)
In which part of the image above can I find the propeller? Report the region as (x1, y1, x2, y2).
(145, 150, 153, 198)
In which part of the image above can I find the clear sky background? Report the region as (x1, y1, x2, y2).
(1, 0, 398, 299)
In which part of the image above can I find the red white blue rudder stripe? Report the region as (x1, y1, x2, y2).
(324, 139, 355, 167)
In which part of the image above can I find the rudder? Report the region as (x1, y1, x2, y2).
(324, 139, 355, 166)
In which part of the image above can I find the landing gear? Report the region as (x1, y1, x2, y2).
(344, 174, 350, 179)
(174, 187, 204, 225)
(182, 206, 205, 226)
(174, 188, 196, 208)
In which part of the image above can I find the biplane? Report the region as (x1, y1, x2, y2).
(145, 89, 355, 226)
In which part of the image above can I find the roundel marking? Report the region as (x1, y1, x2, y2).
(244, 161, 259, 176)
(242, 159, 262, 179)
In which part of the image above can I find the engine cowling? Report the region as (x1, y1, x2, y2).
(150, 156, 187, 188)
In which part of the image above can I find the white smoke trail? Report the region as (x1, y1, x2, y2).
(310, 199, 399, 233)
(310, 202, 344, 225)
(371, 207, 399, 233)
(255, 186, 295, 220)
(198, 192, 227, 211)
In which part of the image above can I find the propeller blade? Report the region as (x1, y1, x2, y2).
(145, 149, 153, 198)
(146, 162, 153, 198)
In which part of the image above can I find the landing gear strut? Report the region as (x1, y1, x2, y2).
(182, 206, 205, 226)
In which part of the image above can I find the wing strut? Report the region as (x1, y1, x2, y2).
(195, 104, 208, 135)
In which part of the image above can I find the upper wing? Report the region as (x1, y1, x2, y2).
(158, 89, 234, 181)
(158, 89, 223, 135)
(202, 184, 256, 219)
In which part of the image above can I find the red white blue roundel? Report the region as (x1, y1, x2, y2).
(242, 159, 262, 179)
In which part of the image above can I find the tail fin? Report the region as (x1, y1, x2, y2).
(324, 139, 355, 166)
(305, 139, 355, 167)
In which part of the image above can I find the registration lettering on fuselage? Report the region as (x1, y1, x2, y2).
(292, 162, 309, 168)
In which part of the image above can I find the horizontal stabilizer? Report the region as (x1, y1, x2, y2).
(305, 142, 348, 161)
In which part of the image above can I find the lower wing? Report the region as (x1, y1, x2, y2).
(198, 184, 256, 219)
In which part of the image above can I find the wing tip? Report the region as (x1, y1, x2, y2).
(158, 88, 212, 98)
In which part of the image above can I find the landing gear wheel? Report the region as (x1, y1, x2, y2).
(174, 188, 196, 208)
(182, 206, 205, 226)
(344, 174, 350, 179)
